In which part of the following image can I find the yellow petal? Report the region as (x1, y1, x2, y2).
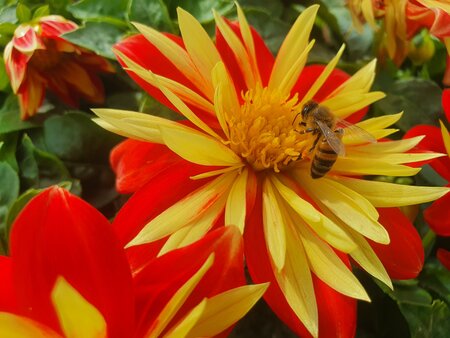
(300, 44, 346, 106)
(344, 150, 445, 164)
(236, 2, 261, 84)
(177, 7, 221, 99)
(333, 157, 421, 176)
(190, 165, 243, 180)
(132, 22, 209, 96)
(299, 173, 390, 244)
(278, 39, 316, 96)
(440, 120, 450, 156)
(92, 117, 155, 143)
(347, 229, 393, 289)
(326, 59, 377, 98)
(336, 176, 450, 207)
(354, 112, 403, 133)
(351, 136, 424, 153)
(417, 0, 450, 13)
(213, 10, 256, 88)
(146, 254, 214, 338)
(272, 174, 357, 253)
(159, 124, 242, 166)
(295, 216, 370, 301)
(0, 313, 62, 338)
(92, 108, 176, 143)
(186, 283, 269, 338)
(158, 193, 227, 256)
(116, 49, 215, 114)
(127, 172, 237, 247)
(212, 61, 240, 138)
(361, 0, 378, 29)
(162, 300, 207, 338)
(225, 168, 249, 233)
(130, 65, 221, 140)
(51, 277, 107, 338)
(276, 221, 318, 337)
(269, 5, 319, 91)
(262, 177, 287, 271)
(323, 91, 386, 119)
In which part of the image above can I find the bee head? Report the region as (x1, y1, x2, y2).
(301, 100, 319, 118)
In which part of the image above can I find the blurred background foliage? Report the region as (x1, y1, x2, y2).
(0, 0, 449, 337)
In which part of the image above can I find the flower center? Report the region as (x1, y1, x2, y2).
(29, 40, 66, 71)
(227, 86, 313, 172)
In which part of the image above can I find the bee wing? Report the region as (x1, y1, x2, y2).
(336, 119, 377, 144)
(316, 120, 345, 156)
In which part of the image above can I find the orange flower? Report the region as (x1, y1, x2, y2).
(3, 15, 114, 119)
(348, 0, 450, 68)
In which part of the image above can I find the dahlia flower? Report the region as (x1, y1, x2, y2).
(348, 0, 450, 68)
(3, 15, 114, 119)
(94, 4, 448, 337)
(405, 88, 450, 270)
(0, 187, 266, 337)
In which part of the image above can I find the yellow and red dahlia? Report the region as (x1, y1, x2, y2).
(0, 187, 266, 337)
(348, 0, 450, 69)
(3, 15, 114, 119)
(405, 89, 450, 270)
(94, 4, 448, 337)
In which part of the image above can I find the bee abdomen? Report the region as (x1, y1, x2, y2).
(311, 144, 338, 179)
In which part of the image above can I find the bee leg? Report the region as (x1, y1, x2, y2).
(309, 133, 321, 152)
(335, 128, 344, 136)
(297, 127, 316, 135)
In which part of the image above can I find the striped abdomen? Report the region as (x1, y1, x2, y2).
(310, 137, 338, 179)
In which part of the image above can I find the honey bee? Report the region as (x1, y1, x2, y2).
(295, 100, 376, 179)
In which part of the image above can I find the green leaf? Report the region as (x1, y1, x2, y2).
(0, 132, 18, 171)
(166, 0, 235, 24)
(0, 94, 39, 133)
(68, 0, 128, 22)
(420, 260, 450, 305)
(0, 22, 17, 35)
(377, 280, 450, 338)
(0, 162, 19, 209)
(62, 21, 125, 59)
(32, 4, 49, 19)
(0, 56, 10, 92)
(16, 3, 31, 23)
(0, 4, 17, 25)
(17, 134, 71, 189)
(373, 78, 443, 132)
(43, 111, 122, 164)
(128, 0, 175, 33)
(5, 187, 41, 233)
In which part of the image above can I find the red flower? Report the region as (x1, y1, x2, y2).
(3, 15, 114, 119)
(93, 5, 448, 337)
(0, 187, 266, 337)
(404, 88, 450, 268)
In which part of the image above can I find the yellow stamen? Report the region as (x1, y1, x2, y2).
(226, 86, 312, 172)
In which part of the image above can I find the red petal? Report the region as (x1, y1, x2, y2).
(110, 140, 185, 193)
(112, 158, 209, 246)
(244, 192, 356, 337)
(132, 226, 245, 336)
(437, 249, 450, 270)
(215, 19, 274, 94)
(39, 16, 78, 37)
(292, 65, 367, 123)
(404, 125, 450, 181)
(370, 208, 424, 279)
(0, 256, 19, 313)
(17, 70, 46, 120)
(9, 187, 134, 337)
(12, 26, 44, 53)
(424, 188, 450, 236)
(3, 42, 29, 93)
(443, 89, 450, 122)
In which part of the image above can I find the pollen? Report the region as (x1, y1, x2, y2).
(226, 86, 312, 172)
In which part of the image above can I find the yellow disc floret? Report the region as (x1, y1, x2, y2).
(226, 86, 311, 172)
